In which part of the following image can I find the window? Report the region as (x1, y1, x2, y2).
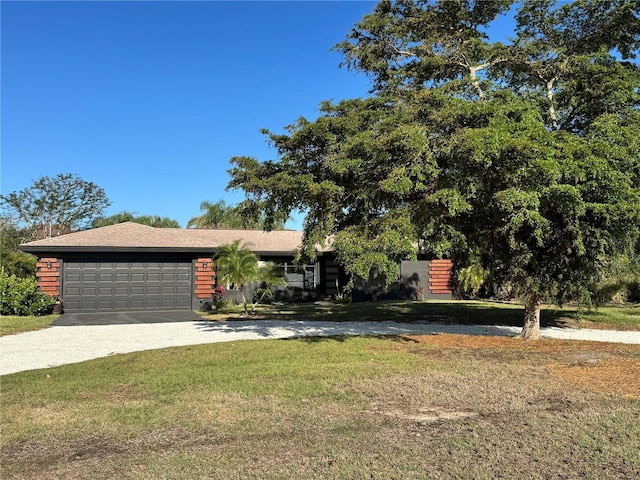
(281, 263, 317, 290)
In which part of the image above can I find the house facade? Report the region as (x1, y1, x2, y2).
(19, 222, 453, 313)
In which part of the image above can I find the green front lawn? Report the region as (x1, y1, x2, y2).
(0, 314, 58, 336)
(2, 335, 639, 479)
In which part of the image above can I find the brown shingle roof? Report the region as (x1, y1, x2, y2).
(181, 228, 304, 253)
(19, 222, 312, 254)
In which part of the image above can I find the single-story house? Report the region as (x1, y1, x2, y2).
(19, 222, 453, 313)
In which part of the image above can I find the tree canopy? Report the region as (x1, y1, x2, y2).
(1, 173, 111, 239)
(227, 0, 640, 339)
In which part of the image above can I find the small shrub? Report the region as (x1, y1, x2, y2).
(253, 288, 274, 305)
(212, 285, 230, 311)
(273, 287, 321, 303)
(0, 269, 55, 316)
(334, 292, 352, 304)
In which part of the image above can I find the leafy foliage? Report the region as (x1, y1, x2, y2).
(187, 200, 288, 229)
(253, 288, 274, 305)
(251, 262, 287, 311)
(0, 270, 55, 316)
(458, 254, 490, 296)
(212, 285, 229, 311)
(0, 220, 36, 278)
(91, 211, 136, 227)
(1, 173, 110, 239)
(92, 211, 180, 228)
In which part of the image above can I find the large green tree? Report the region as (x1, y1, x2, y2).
(1, 173, 111, 239)
(228, 0, 640, 339)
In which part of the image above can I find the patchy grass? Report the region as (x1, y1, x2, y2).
(203, 299, 640, 331)
(565, 305, 640, 330)
(0, 315, 58, 336)
(2, 335, 639, 479)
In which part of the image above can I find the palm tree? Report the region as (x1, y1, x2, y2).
(458, 254, 489, 297)
(187, 199, 289, 229)
(214, 240, 259, 314)
(187, 200, 237, 229)
(135, 215, 181, 228)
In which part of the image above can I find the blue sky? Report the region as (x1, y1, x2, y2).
(2, 1, 378, 229)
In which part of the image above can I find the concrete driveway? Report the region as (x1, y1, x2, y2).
(1, 319, 639, 376)
(52, 310, 203, 326)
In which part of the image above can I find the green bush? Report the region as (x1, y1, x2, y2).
(333, 292, 352, 304)
(0, 270, 55, 316)
(253, 287, 274, 305)
(0, 251, 37, 278)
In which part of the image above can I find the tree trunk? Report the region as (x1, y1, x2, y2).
(251, 291, 265, 313)
(241, 289, 248, 315)
(520, 294, 541, 340)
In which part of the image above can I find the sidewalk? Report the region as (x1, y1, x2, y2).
(2, 320, 639, 375)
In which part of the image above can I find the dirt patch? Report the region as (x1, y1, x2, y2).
(547, 357, 640, 399)
(404, 333, 640, 354)
(369, 402, 478, 424)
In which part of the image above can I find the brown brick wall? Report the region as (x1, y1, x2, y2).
(36, 257, 61, 298)
(428, 259, 453, 295)
(194, 257, 216, 299)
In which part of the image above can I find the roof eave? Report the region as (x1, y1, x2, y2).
(18, 246, 218, 254)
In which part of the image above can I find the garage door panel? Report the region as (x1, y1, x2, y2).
(81, 287, 97, 296)
(66, 273, 81, 282)
(63, 261, 192, 312)
(114, 300, 129, 309)
(145, 299, 162, 309)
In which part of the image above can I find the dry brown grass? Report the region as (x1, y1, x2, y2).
(404, 334, 640, 399)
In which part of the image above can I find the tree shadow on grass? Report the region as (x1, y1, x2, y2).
(193, 319, 523, 340)
(204, 301, 578, 329)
